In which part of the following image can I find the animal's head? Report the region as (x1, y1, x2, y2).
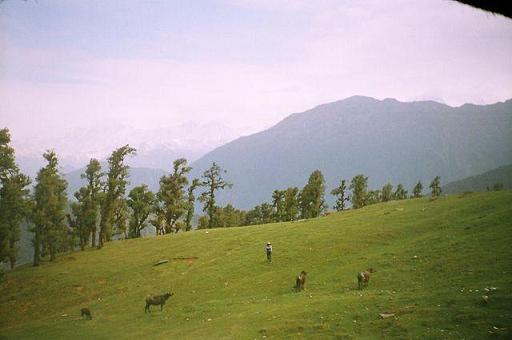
(164, 292, 174, 299)
(367, 268, 376, 273)
(301, 271, 307, 275)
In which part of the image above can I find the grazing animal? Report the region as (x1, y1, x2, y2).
(145, 292, 174, 313)
(357, 268, 376, 290)
(81, 308, 92, 320)
(295, 271, 307, 291)
(481, 295, 489, 305)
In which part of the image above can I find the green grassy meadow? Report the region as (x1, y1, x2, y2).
(1, 192, 511, 339)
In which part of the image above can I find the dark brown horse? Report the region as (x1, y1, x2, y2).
(295, 271, 307, 291)
(145, 292, 174, 312)
(357, 268, 376, 290)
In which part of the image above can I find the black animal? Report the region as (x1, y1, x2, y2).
(295, 271, 307, 291)
(81, 308, 92, 320)
(145, 292, 174, 313)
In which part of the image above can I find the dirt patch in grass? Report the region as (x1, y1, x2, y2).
(172, 256, 199, 265)
(72, 284, 84, 292)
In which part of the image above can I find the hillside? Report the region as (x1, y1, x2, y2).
(443, 164, 512, 194)
(190, 96, 512, 209)
(3, 167, 167, 270)
(1, 192, 511, 339)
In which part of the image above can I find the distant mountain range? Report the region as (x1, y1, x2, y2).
(60, 96, 512, 208)
(443, 164, 512, 194)
(14, 122, 256, 178)
(188, 96, 512, 209)
(64, 166, 165, 199)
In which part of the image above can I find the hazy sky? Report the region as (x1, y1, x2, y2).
(1, 0, 511, 158)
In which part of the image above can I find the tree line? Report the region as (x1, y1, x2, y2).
(0, 126, 444, 269)
(0, 128, 235, 268)
(62, 155, 234, 262)
(212, 171, 443, 228)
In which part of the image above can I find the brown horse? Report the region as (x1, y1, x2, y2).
(295, 271, 307, 291)
(357, 268, 376, 290)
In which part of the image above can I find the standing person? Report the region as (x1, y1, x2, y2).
(265, 242, 273, 263)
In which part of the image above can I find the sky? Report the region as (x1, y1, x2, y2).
(0, 0, 511, 168)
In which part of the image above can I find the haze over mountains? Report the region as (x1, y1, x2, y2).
(48, 96, 511, 209)
(14, 122, 257, 178)
(443, 163, 512, 194)
(189, 96, 512, 209)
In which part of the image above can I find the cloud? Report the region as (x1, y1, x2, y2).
(1, 0, 511, 161)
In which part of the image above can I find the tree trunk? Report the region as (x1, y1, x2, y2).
(91, 226, 96, 247)
(9, 255, 15, 270)
(98, 214, 107, 249)
(49, 243, 55, 261)
(98, 202, 111, 249)
(97, 231, 104, 249)
(33, 228, 41, 266)
(8, 235, 16, 270)
(106, 226, 112, 242)
(136, 223, 141, 238)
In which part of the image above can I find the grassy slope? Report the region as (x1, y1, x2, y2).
(1, 192, 511, 339)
